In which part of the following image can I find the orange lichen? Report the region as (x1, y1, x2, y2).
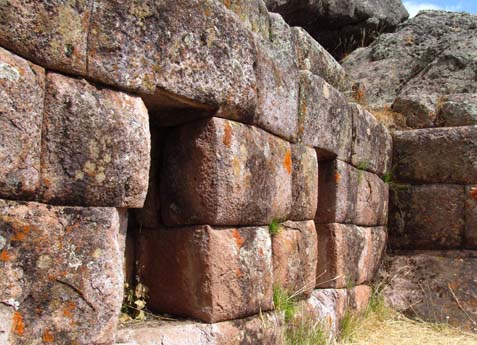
(42, 329, 54, 343)
(223, 121, 232, 147)
(470, 187, 477, 202)
(12, 311, 25, 336)
(283, 150, 292, 175)
(335, 172, 341, 183)
(63, 301, 76, 318)
(232, 229, 245, 248)
(0, 249, 10, 261)
(235, 268, 243, 278)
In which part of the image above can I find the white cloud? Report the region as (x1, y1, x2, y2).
(403, 1, 465, 17)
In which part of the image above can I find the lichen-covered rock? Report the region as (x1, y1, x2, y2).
(393, 127, 477, 184)
(40, 72, 150, 207)
(161, 117, 292, 226)
(465, 186, 477, 249)
(289, 145, 318, 221)
(389, 184, 465, 250)
(291, 27, 349, 92)
(0, 47, 44, 200)
(0, 200, 126, 345)
(356, 170, 389, 226)
(436, 93, 477, 127)
(298, 71, 352, 161)
(380, 253, 477, 331)
(343, 11, 477, 109)
(137, 226, 273, 323)
(0, 0, 91, 75)
(116, 313, 284, 345)
(392, 95, 437, 129)
(272, 221, 317, 297)
(350, 103, 392, 176)
(316, 224, 386, 288)
(219, 0, 270, 40)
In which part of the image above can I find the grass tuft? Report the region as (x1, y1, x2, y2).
(269, 219, 282, 236)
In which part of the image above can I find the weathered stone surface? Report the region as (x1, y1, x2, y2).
(298, 71, 352, 161)
(272, 221, 318, 297)
(316, 224, 386, 288)
(380, 254, 477, 331)
(0, 200, 125, 345)
(89, 0, 257, 118)
(265, 0, 408, 59)
(465, 186, 477, 249)
(356, 170, 389, 226)
(40, 72, 150, 207)
(316, 160, 358, 225)
(392, 94, 437, 129)
(291, 27, 349, 92)
(389, 184, 465, 250)
(138, 226, 273, 323)
(219, 0, 270, 40)
(0, 47, 44, 200)
(0, 1, 90, 75)
(436, 94, 477, 127)
(161, 117, 292, 226)
(289, 145, 318, 221)
(343, 11, 477, 108)
(0, 304, 13, 345)
(350, 103, 392, 176)
(116, 313, 284, 345)
(393, 127, 477, 184)
(348, 285, 372, 313)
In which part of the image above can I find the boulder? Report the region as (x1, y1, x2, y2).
(0, 47, 44, 200)
(436, 93, 477, 127)
(0, 200, 126, 345)
(265, 0, 408, 59)
(391, 95, 437, 129)
(343, 11, 477, 109)
(393, 127, 477, 184)
(40, 72, 150, 207)
(389, 184, 465, 250)
(161, 117, 292, 226)
(465, 186, 477, 249)
(272, 221, 318, 297)
(137, 226, 273, 323)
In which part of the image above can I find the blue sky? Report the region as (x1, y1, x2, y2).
(403, 1, 477, 17)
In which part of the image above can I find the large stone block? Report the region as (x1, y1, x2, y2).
(389, 184, 465, 250)
(356, 170, 389, 226)
(393, 126, 477, 184)
(40, 72, 150, 207)
(350, 103, 392, 176)
(0, 200, 125, 345)
(272, 221, 318, 297)
(161, 117, 292, 226)
(0, 1, 90, 75)
(0, 47, 44, 200)
(298, 71, 352, 161)
(289, 145, 318, 221)
(465, 186, 477, 249)
(291, 27, 349, 92)
(138, 226, 273, 323)
(436, 93, 477, 127)
(316, 224, 386, 288)
(117, 313, 284, 345)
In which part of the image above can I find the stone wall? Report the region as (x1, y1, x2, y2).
(0, 1, 391, 344)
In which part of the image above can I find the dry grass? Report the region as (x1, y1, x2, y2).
(369, 106, 408, 130)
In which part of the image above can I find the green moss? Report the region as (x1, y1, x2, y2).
(269, 219, 282, 236)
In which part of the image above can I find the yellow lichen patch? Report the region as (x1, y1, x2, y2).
(232, 229, 245, 249)
(83, 161, 96, 176)
(12, 311, 25, 336)
(0, 249, 10, 262)
(283, 150, 292, 175)
(223, 121, 233, 147)
(42, 328, 54, 343)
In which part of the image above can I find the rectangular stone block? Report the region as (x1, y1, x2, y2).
(436, 93, 477, 127)
(291, 27, 349, 92)
(316, 224, 386, 288)
(298, 71, 352, 161)
(393, 126, 477, 184)
(138, 226, 273, 323)
(465, 186, 477, 249)
(161, 117, 292, 226)
(0, 1, 90, 75)
(0, 200, 125, 345)
(350, 103, 392, 176)
(316, 160, 388, 226)
(289, 144, 318, 221)
(0, 47, 44, 200)
(40, 72, 150, 207)
(389, 184, 465, 249)
(272, 221, 318, 297)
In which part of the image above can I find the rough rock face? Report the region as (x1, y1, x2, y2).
(465, 186, 477, 249)
(0, 200, 125, 345)
(380, 254, 477, 331)
(265, 0, 408, 58)
(0, 47, 44, 200)
(436, 93, 477, 127)
(137, 226, 273, 323)
(343, 11, 477, 110)
(161, 117, 292, 226)
(40, 72, 150, 207)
